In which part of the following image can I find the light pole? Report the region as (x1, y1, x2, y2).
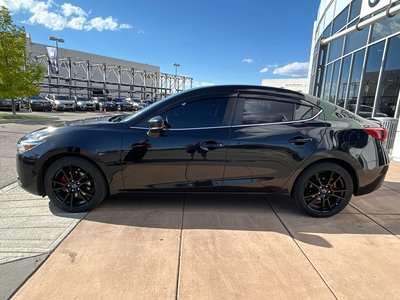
(173, 63, 180, 76)
(173, 63, 180, 92)
(49, 36, 64, 93)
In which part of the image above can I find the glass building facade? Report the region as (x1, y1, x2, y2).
(310, 0, 400, 120)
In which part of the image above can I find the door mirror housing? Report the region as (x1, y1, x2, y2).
(147, 116, 165, 138)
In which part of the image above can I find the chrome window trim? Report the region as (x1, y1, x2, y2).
(129, 110, 323, 131)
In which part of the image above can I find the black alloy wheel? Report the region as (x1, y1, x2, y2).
(44, 157, 107, 212)
(293, 162, 353, 217)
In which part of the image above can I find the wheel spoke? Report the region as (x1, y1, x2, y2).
(52, 180, 64, 185)
(332, 189, 347, 193)
(52, 187, 66, 191)
(80, 179, 94, 186)
(60, 167, 69, 180)
(328, 171, 334, 185)
(331, 175, 343, 186)
(307, 180, 320, 189)
(62, 193, 70, 203)
(69, 165, 74, 181)
(77, 171, 88, 183)
(314, 173, 324, 187)
(330, 194, 345, 201)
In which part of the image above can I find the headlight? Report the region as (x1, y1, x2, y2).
(17, 139, 45, 153)
(54, 100, 61, 105)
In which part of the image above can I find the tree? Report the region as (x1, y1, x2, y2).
(0, 6, 44, 115)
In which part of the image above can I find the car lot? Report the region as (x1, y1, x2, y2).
(1, 111, 400, 299)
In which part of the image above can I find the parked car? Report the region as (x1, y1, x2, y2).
(24, 95, 52, 111)
(16, 85, 389, 217)
(113, 98, 133, 111)
(0, 98, 21, 111)
(130, 99, 148, 110)
(97, 98, 116, 111)
(73, 96, 96, 111)
(46, 94, 76, 111)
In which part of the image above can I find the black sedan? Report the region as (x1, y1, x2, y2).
(16, 85, 389, 217)
(98, 98, 116, 111)
(24, 95, 52, 111)
(113, 98, 134, 111)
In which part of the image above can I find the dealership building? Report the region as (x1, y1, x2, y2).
(309, 0, 400, 159)
(26, 36, 192, 100)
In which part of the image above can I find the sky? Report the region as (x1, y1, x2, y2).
(1, 0, 320, 87)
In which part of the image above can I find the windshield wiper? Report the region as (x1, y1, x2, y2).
(109, 114, 129, 122)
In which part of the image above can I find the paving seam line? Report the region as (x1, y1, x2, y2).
(174, 196, 186, 300)
(265, 198, 340, 300)
(382, 183, 400, 193)
(0, 182, 19, 195)
(0, 252, 49, 266)
(8, 211, 86, 299)
(349, 203, 400, 240)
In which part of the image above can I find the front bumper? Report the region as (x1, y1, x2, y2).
(16, 151, 42, 196)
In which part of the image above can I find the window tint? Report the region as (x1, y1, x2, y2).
(239, 99, 319, 125)
(241, 99, 294, 124)
(162, 98, 228, 128)
(294, 104, 318, 120)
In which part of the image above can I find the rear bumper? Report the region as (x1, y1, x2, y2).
(355, 164, 389, 196)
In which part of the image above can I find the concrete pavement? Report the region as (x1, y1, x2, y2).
(10, 162, 400, 300)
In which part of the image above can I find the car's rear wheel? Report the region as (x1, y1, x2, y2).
(44, 157, 107, 212)
(293, 162, 353, 217)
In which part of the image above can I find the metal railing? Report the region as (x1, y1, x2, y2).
(374, 117, 399, 151)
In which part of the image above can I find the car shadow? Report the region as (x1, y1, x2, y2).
(48, 179, 400, 249)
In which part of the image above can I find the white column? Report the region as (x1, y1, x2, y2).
(392, 120, 400, 162)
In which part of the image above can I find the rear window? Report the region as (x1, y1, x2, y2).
(237, 98, 321, 125)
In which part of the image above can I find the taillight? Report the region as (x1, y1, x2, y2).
(363, 127, 388, 142)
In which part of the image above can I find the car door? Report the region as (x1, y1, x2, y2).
(120, 97, 235, 191)
(223, 96, 326, 193)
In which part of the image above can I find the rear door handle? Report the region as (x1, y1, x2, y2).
(200, 142, 225, 150)
(289, 137, 312, 145)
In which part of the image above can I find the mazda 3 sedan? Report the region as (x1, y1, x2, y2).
(16, 85, 390, 217)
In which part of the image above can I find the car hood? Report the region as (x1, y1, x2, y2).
(19, 116, 118, 142)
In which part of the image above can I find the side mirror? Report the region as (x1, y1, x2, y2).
(147, 116, 165, 138)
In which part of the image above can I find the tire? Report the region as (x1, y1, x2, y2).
(293, 162, 353, 217)
(44, 156, 107, 213)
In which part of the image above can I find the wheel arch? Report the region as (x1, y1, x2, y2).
(289, 158, 359, 198)
(37, 153, 110, 197)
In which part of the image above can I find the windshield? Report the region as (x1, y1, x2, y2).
(55, 95, 71, 101)
(77, 97, 88, 101)
(122, 94, 176, 123)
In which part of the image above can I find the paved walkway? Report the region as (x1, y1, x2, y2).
(0, 183, 86, 299)
(8, 163, 400, 299)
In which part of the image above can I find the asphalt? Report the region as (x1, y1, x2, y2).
(7, 162, 400, 300)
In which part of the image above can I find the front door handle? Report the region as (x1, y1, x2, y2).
(289, 137, 312, 145)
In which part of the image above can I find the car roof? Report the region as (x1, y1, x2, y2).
(175, 85, 306, 102)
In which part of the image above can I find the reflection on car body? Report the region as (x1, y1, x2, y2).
(16, 85, 389, 217)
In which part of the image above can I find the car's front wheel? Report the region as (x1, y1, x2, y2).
(44, 156, 107, 212)
(293, 162, 353, 217)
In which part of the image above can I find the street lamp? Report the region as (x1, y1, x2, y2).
(173, 63, 180, 76)
(49, 36, 64, 93)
